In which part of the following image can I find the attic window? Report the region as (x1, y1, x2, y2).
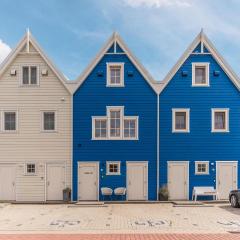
(107, 63, 124, 87)
(192, 63, 209, 86)
(22, 66, 38, 86)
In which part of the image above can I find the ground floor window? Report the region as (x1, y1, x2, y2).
(106, 161, 121, 175)
(195, 161, 209, 175)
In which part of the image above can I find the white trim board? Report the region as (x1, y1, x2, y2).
(159, 30, 240, 93)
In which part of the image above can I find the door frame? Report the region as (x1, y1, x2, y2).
(46, 163, 66, 201)
(167, 161, 189, 200)
(216, 161, 238, 199)
(77, 161, 99, 201)
(126, 161, 148, 201)
(0, 163, 16, 201)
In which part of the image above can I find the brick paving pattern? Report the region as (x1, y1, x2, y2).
(0, 234, 240, 240)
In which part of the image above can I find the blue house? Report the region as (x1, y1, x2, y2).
(159, 30, 240, 200)
(73, 33, 159, 201)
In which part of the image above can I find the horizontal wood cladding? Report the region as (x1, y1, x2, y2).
(73, 53, 157, 201)
(159, 53, 240, 199)
(0, 48, 72, 201)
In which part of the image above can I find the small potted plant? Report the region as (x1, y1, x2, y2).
(63, 187, 71, 202)
(158, 184, 169, 201)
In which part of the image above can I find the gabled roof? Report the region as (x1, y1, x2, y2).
(0, 30, 71, 93)
(73, 32, 159, 94)
(159, 30, 240, 93)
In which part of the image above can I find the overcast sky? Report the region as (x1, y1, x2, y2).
(0, 0, 239, 81)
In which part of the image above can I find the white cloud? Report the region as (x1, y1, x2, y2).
(0, 39, 11, 64)
(122, 0, 192, 8)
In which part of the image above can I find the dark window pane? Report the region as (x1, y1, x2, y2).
(4, 112, 16, 131)
(175, 112, 186, 129)
(22, 67, 29, 84)
(44, 112, 55, 130)
(195, 66, 206, 84)
(30, 67, 37, 84)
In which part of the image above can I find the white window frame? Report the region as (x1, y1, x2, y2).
(172, 108, 190, 133)
(192, 62, 209, 87)
(211, 108, 229, 133)
(20, 65, 39, 86)
(25, 163, 37, 176)
(106, 161, 121, 175)
(41, 111, 57, 132)
(106, 62, 124, 87)
(195, 161, 209, 175)
(92, 117, 108, 140)
(2, 110, 18, 132)
(124, 116, 139, 140)
(107, 106, 124, 139)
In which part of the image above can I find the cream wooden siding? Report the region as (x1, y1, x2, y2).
(0, 44, 72, 201)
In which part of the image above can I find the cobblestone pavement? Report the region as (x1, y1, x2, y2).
(0, 203, 240, 234)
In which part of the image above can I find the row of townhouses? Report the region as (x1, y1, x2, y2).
(0, 30, 238, 202)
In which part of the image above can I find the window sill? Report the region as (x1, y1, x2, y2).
(195, 173, 209, 175)
(172, 130, 190, 133)
(106, 173, 121, 176)
(19, 85, 40, 88)
(41, 130, 58, 133)
(106, 84, 125, 88)
(1, 130, 18, 134)
(192, 84, 210, 87)
(211, 130, 229, 133)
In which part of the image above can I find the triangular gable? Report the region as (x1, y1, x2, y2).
(107, 42, 125, 53)
(73, 32, 158, 94)
(159, 30, 240, 93)
(0, 30, 71, 93)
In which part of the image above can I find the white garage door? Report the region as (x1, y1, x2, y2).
(0, 164, 16, 201)
(47, 164, 65, 201)
(127, 162, 148, 200)
(217, 161, 237, 200)
(78, 162, 99, 201)
(168, 161, 189, 200)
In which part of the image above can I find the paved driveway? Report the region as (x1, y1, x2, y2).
(0, 203, 240, 234)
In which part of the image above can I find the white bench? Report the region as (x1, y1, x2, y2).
(192, 187, 218, 201)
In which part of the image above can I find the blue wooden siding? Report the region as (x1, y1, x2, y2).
(73, 50, 157, 201)
(159, 49, 240, 199)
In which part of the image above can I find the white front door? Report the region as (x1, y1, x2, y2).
(47, 164, 65, 201)
(127, 162, 148, 200)
(78, 162, 99, 201)
(168, 161, 189, 200)
(217, 162, 237, 200)
(0, 164, 16, 201)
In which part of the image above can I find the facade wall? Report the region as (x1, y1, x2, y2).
(73, 52, 158, 201)
(159, 51, 240, 199)
(0, 44, 72, 201)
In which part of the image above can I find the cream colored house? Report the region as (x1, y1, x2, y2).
(0, 31, 72, 202)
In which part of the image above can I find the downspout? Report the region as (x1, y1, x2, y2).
(157, 93, 160, 200)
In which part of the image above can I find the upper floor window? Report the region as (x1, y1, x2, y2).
(107, 63, 124, 87)
(92, 106, 138, 140)
(192, 63, 209, 86)
(22, 66, 38, 86)
(93, 118, 107, 139)
(195, 161, 209, 175)
(108, 107, 123, 139)
(124, 117, 138, 139)
(212, 108, 229, 132)
(172, 109, 190, 133)
(3, 111, 17, 132)
(42, 111, 56, 132)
